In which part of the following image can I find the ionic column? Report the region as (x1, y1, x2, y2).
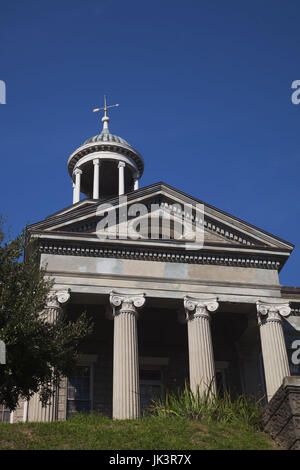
(110, 291, 145, 419)
(256, 300, 291, 401)
(184, 296, 219, 395)
(133, 172, 139, 191)
(118, 161, 125, 196)
(73, 168, 82, 203)
(72, 182, 76, 204)
(28, 290, 71, 422)
(93, 159, 100, 199)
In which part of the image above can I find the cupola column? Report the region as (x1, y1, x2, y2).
(73, 168, 82, 204)
(72, 182, 76, 204)
(133, 172, 139, 191)
(110, 291, 145, 419)
(184, 296, 219, 396)
(118, 161, 125, 196)
(93, 159, 100, 199)
(256, 300, 291, 401)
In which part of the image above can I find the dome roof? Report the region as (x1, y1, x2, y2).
(83, 114, 135, 151)
(68, 113, 144, 180)
(83, 131, 130, 146)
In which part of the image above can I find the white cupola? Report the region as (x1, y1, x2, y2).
(67, 97, 144, 203)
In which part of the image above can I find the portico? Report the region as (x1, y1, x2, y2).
(24, 282, 295, 421)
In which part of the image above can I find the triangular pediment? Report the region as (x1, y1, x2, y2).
(93, 203, 232, 246)
(28, 183, 294, 255)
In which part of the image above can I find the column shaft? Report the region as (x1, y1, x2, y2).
(110, 292, 145, 419)
(72, 182, 76, 204)
(118, 162, 125, 196)
(113, 311, 140, 419)
(184, 296, 219, 396)
(257, 301, 291, 401)
(93, 159, 100, 199)
(133, 173, 139, 190)
(74, 169, 82, 203)
(187, 315, 216, 395)
(27, 290, 70, 422)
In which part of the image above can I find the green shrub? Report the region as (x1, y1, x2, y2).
(149, 382, 264, 428)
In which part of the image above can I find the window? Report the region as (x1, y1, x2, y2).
(216, 370, 226, 396)
(215, 361, 228, 397)
(67, 365, 92, 418)
(140, 368, 164, 413)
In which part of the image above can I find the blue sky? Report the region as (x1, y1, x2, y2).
(0, 0, 299, 285)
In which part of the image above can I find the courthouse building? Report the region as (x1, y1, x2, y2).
(4, 104, 300, 423)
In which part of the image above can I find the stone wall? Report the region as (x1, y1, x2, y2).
(263, 376, 300, 450)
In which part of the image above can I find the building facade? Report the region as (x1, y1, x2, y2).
(4, 108, 300, 422)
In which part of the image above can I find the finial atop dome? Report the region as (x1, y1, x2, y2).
(101, 114, 110, 133)
(93, 95, 119, 133)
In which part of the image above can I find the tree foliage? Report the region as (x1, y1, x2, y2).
(0, 219, 93, 410)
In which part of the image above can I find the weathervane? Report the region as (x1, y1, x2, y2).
(93, 95, 119, 118)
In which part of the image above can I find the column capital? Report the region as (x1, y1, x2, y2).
(93, 158, 100, 166)
(256, 300, 291, 325)
(184, 296, 219, 321)
(47, 289, 71, 309)
(110, 291, 145, 317)
(74, 167, 82, 176)
(118, 161, 126, 168)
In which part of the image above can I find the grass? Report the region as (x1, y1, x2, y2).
(0, 386, 279, 450)
(0, 413, 278, 450)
